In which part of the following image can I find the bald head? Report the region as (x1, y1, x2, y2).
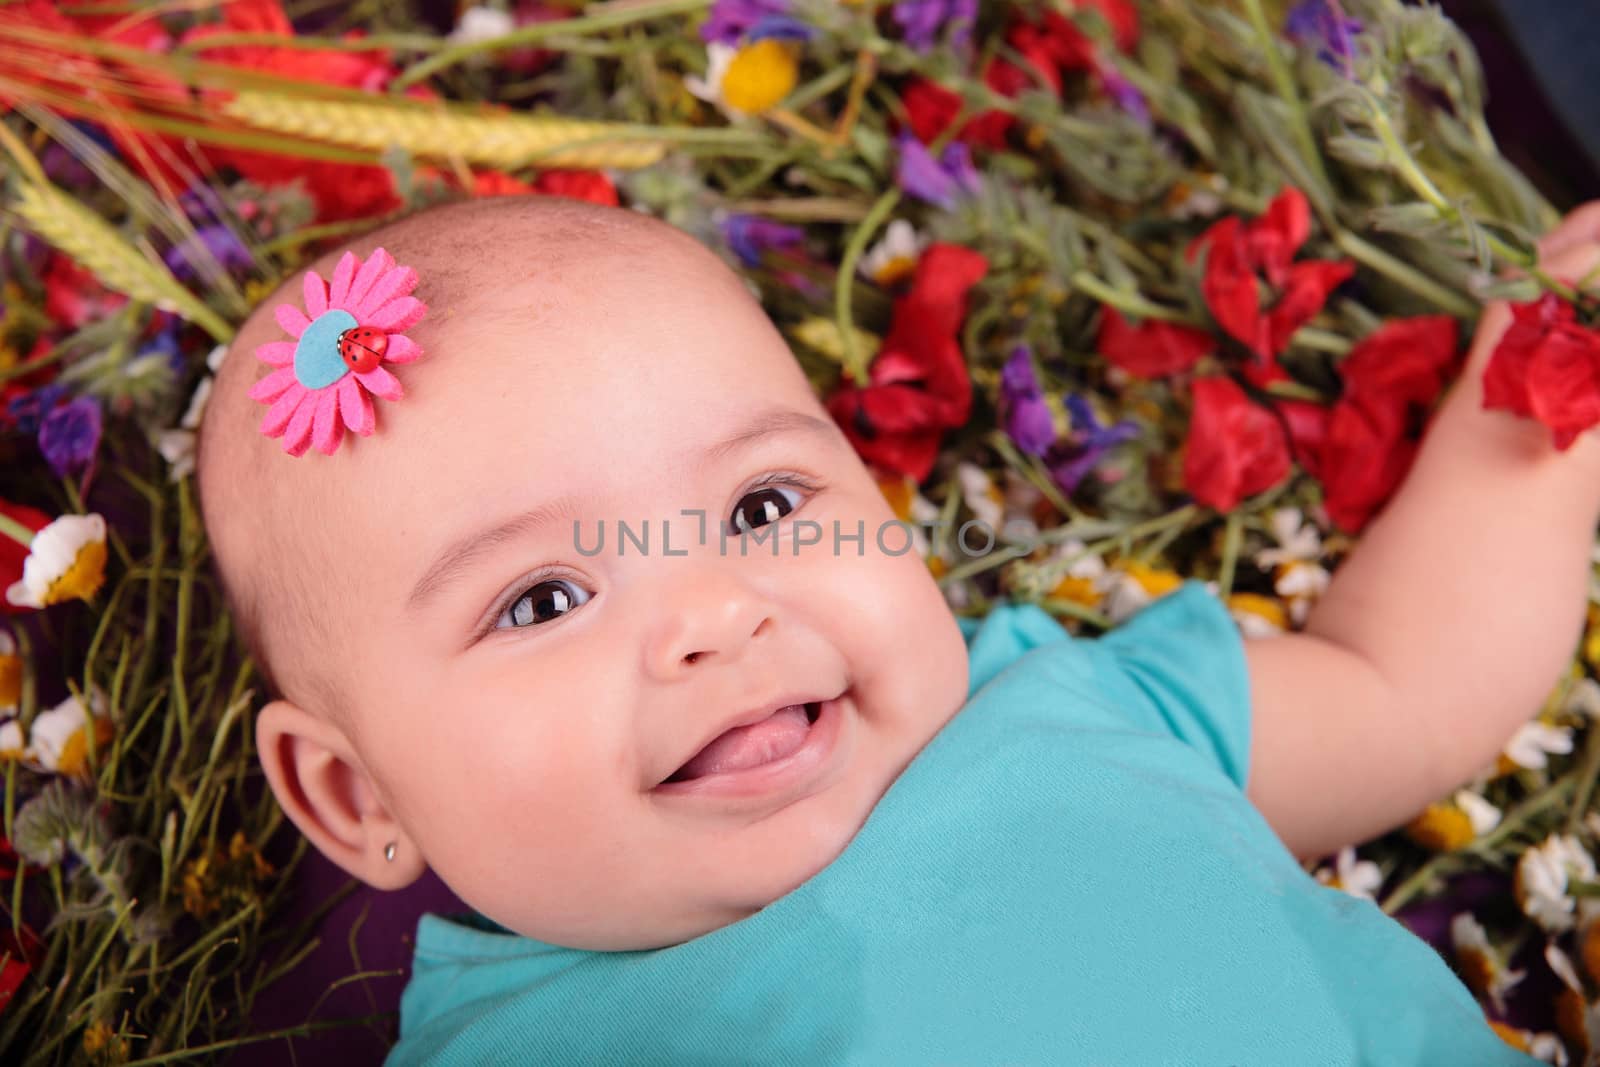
(197, 195, 753, 730)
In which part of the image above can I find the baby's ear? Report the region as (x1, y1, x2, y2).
(255, 699, 424, 890)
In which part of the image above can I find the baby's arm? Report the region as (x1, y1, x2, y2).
(1242, 209, 1600, 861)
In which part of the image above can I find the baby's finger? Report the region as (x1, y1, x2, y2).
(1538, 240, 1600, 292)
(1538, 200, 1600, 261)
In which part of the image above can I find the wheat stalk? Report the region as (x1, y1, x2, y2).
(9, 181, 235, 345)
(222, 91, 668, 170)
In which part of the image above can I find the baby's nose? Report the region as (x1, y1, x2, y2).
(643, 573, 775, 680)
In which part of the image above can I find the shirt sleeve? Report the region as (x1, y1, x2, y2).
(1088, 581, 1253, 791)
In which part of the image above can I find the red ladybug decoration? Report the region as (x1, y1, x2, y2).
(338, 327, 388, 373)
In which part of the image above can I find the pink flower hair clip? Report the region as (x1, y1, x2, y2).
(248, 247, 427, 457)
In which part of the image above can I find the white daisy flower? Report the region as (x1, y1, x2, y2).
(1516, 833, 1597, 933)
(686, 39, 799, 119)
(0, 717, 22, 761)
(858, 219, 926, 287)
(956, 462, 1004, 538)
(1503, 720, 1576, 772)
(1454, 789, 1503, 836)
(1567, 677, 1600, 720)
(1313, 845, 1383, 900)
(1227, 593, 1288, 639)
(4, 513, 108, 609)
(1450, 912, 1525, 1014)
(449, 5, 515, 45)
(26, 688, 113, 778)
(1254, 508, 1329, 627)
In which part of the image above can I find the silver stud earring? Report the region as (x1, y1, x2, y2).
(384, 841, 397, 863)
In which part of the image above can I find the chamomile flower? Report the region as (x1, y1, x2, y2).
(25, 688, 113, 779)
(156, 343, 226, 481)
(1517, 833, 1598, 933)
(1566, 677, 1600, 720)
(686, 39, 800, 118)
(1488, 1020, 1570, 1065)
(0, 717, 21, 763)
(1311, 845, 1382, 899)
(1100, 561, 1183, 624)
(1451, 912, 1526, 1015)
(956, 462, 1004, 535)
(1042, 540, 1106, 609)
(858, 219, 926, 287)
(1405, 790, 1503, 851)
(449, 5, 515, 45)
(1501, 719, 1576, 774)
(1227, 593, 1287, 638)
(4, 513, 108, 609)
(1254, 508, 1329, 626)
(0, 631, 17, 715)
(1545, 942, 1600, 1062)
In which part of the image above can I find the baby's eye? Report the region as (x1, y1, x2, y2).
(498, 578, 591, 630)
(729, 483, 804, 535)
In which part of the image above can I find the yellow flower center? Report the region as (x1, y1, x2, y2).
(1454, 945, 1495, 999)
(1125, 561, 1182, 598)
(1487, 1020, 1530, 1052)
(45, 538, 108, 606)
(927, 556, 948, 579)
(1580, 920, 1600, 987)
(1556, 987, 1591, 1053)
(1049, 575, 1100, 607)
(722, 39, 799, 114)
(873, 256, 917, 286)
(1226, 593, 1286, 629)
(1404, 802, 1475, 852)
(0, 653, 19, 709)
(56, 715, 115, 778)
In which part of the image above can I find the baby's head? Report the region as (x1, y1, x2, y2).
(198, 196, 969, 951)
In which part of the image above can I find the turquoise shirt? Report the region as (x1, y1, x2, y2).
(391, 582, 1536, 1066)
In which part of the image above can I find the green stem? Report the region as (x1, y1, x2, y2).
(1238, 0, 1331, 192)
(391, 0, 712, 89)
(1567, 722, 1600, 836)
(1217, 511, 1244, 599)
(1381, 776, 1576, 914)
(1333, 231, 1477, 318)
(172, 32, 444, 55)
(0, 510, 37, 549)
(1069, 271, 1204, 325)
(835, 187, 901, 384)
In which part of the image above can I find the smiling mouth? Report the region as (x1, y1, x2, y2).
(662, 701, 823, 784)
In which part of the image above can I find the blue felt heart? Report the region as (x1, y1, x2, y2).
(294, 309, 359, 390)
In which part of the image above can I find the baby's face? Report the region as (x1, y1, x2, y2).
(246, 235, 970, 949)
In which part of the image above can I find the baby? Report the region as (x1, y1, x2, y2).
(197, 194, 1600, 1065)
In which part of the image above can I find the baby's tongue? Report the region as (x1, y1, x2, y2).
(673, 704, 811, 780)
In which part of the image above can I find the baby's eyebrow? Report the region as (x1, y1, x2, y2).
(405, 407, 837, 613)
(407, 495, 582, 613)
(703, 407, 838, 462)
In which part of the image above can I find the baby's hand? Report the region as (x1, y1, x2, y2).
(1462, 202, 1600, 392)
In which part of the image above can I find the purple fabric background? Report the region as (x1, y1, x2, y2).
(220, 2, 1596, 1062)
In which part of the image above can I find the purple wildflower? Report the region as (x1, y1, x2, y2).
(1000, 346, 1056, 457)
(163, 224, 254, 284)
(6, 385, 64, 437)
(38, 396, 102, 481)
(895, 135, 983, 210)
(1047, 393, 1140, 494)
(701, 0, 814, 45)
(1096, 62, 1150, 124)
(1285, 0, 1362, 75)
(893, 0, 977, 53)
(723, 215, 807, 268)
